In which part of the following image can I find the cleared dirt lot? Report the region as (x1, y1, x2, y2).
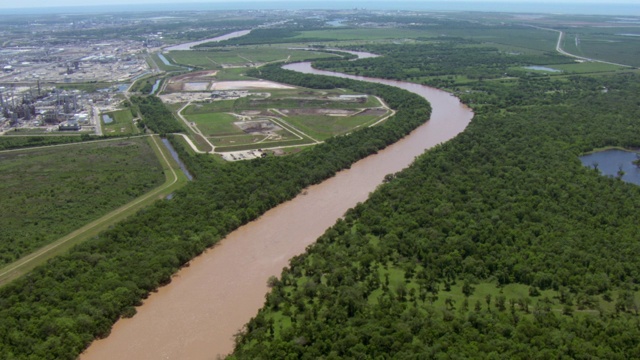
(210, 81, 294, 90)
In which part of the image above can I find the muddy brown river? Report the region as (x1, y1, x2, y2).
(80, 61, 473, 360)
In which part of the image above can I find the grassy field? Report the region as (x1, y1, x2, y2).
(560, 29, 640, 67)
(234, 94, 380, 111)
(214, 138, 313, 153)
(167, 48, 338, 69)
(210, 130, 301, 148)
(181, 90, 388, 147)
(216, 67, 258, 81)
(183, 100, 236, 114)
(467, 27, 559, 52)
(574, 36, 640, 67)
(284, 112, 388, 140)
(186, 112, 240, 136)
(9, 128, 93, 135)
(0, 137, 165, 267)
(550, 61, 624, 73)
(102, 108, 138, 135)
(149, 53, 185, 72)
(0, 135, 190, 286)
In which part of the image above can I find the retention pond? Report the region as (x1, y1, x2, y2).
(580, 149, 640, 186)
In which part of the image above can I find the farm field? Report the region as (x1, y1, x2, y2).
(0, 137, 164, 267)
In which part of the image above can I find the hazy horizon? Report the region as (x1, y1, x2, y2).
(1, 0, 640, 16)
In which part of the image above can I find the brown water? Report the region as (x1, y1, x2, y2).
(80, 62, 473, 360)
(163, 30, 251, 51)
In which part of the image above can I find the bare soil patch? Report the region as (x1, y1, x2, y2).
(234, 120, 282, 134)
(211, 81, 295, 90)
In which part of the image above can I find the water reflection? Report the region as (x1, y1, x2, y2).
(580, 149, 640, 185)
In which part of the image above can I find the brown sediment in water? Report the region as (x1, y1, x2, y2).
(80, 61, 473, 360)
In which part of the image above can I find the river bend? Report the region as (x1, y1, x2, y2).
(81, 58, 473, 359)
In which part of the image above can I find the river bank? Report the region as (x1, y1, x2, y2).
(81, 54, 473, 360)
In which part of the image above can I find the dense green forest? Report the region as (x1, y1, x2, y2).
(0, 63, 432, 359)
(130, 95, 185, 134)
(0, 138, 164, 267)
(231, 42, 640, 358)
(314, 40, 572, 82)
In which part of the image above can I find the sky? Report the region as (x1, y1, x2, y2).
(0, 0, 639, 14)
(0, 0, 638, 8)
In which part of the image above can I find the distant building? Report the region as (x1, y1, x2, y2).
(59, 122, 81, 131)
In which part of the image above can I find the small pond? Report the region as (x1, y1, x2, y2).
(524, 65, 562, 73)
(580, 149, 640, 186)
(102, 114, 114, 124)
(150, 79, 161, 95)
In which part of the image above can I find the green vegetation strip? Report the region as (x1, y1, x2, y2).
(0, 135, 188, 287)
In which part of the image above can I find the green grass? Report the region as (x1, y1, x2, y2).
(215, 67, 257, 81)
(454, 27, 559, 53)
(0, 137, 165, 268)
(234, 95, 377, 111)
(186, 112, 241, 136)
(102, 108, 138, 135)
(214, 138, 313, 152)
(573, 36, 640, 67)
(550, 61, 624, 73)
(284, 112, 387, 140)
(150, 53, 185, 71)
(9, 128, 93, 135)
(183, 100, 236, 114)
(0, 135, 189, 287)
(166, 48, 338, 69)
(9, 128, 50, 134)
(558, 29, 640, 67)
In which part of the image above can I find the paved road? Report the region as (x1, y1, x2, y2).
(526, 25, 632, 68)
(176, 102, 216, 153)
(92, 106, 103, 136)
